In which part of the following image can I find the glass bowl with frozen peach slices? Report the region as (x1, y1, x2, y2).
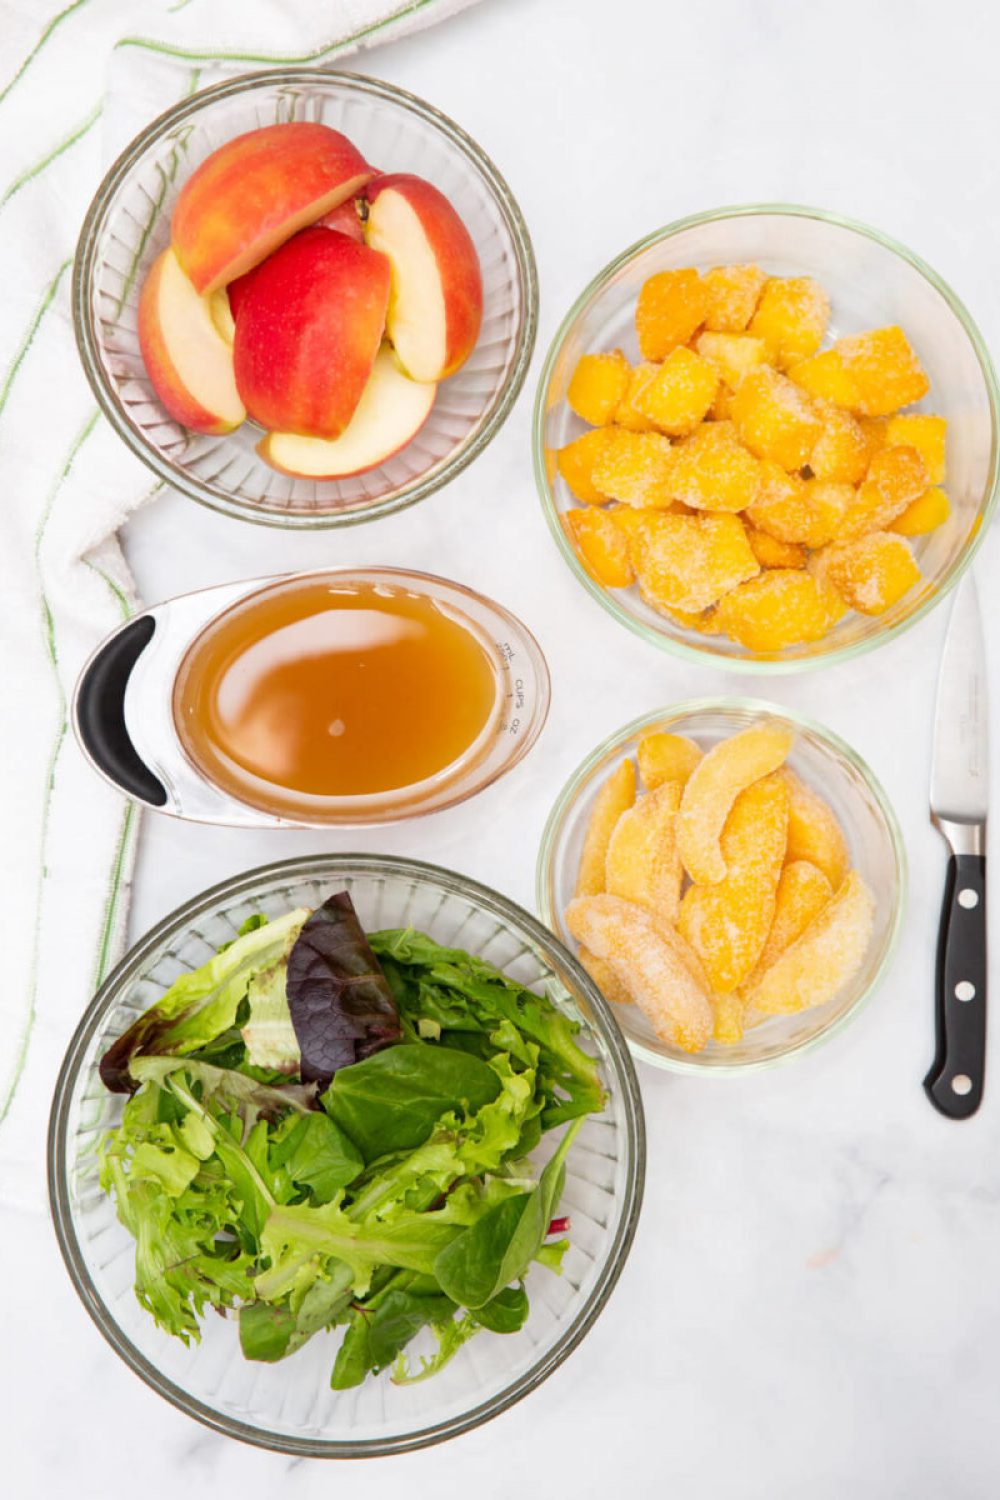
(534, 206, 999, 668)
(537, 702, 906, 1072)
(74, 70, 536, 526)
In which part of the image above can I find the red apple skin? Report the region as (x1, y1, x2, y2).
(366, 173, 483, 379)
(138, 248, 244, 435)
(172, 123, 374, 294)
(225, 264, 262, 323)
(315, 196, 365, 242)
(233, 227, 390, 439)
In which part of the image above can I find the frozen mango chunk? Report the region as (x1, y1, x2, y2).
(565, 893, 713, 1052)
(637, 731, 703, 789)
(782, 770, 850, 889)
(819, 531, 920, 615)
(694, 331, 769, 389)
(866, 444, 929, 509)
(709, 383, 736, 421)
(634, 346, 718, 436)
(659, 604, 722, 633)
(808, 402, 872, 485)
(732, 366, 822, 470)
(748, 859, 833, 984)
(635, 268, 708, 360)
(605, 782, 684, 920)
(676, 721, 795, 885)
(678, 774, 789, 992)
(788, 349, 862, 409)
(578, 945, 634, 1007)
(591, 429, 675, 507)
(712, 992, 746, 1044)
(885, 413, 946, 484)
(891, 485, 951, 537)
(575, 756, 636, 897)
(702, 263, 766, 333)
(743, 870, 875, 1015)
(833, 326, 929, 416)
(567, 349, 631, 426)
(557, 428, 614, 503)
(839, 481, 908, 540)
(631, 511, 759, 614)
(715, 569, 840, 652)
(565, 506, 634, 587)
(666, 420, 762, 512)
(615, 361, 659, 431)
(745, 462, 847, 548)
(746, 525, 806, 570)
(749, 276, 830, 368)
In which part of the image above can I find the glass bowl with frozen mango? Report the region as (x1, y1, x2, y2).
(534, 205, 999, 669)
(537, 701, 906, 1073)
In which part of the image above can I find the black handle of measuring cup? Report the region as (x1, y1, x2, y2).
(74, 615, 168, 807)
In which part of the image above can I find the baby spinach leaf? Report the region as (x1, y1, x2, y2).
(240, 1263, 354, 1363)
(100, 908, 309, 1092)
(330, 1277, 456, 1389)
(434, 1119, 583, 1308)
(274, 1112, 364, 1202)
(323, 1043, 501, 1160)
(472, 1283, 530, 1333)
(286, 892, 401, 1089)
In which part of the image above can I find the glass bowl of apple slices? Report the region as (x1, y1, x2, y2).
(74, 70, 537, 527)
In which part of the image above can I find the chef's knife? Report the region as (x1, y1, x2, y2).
(926, 571, 988, 1119)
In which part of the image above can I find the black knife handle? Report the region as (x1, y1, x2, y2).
(924, 851, 987, 1119)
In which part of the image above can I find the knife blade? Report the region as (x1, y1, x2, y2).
(926, 570, 989, 1119)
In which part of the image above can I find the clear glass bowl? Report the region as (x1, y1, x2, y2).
(74, 70, 537, 528)
(533, 205, 999, 671)
(536, 699, 907, 1073)
(48, 855, 644, 1456)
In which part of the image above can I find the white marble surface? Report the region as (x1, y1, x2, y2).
(12, 0, 1000, 1494)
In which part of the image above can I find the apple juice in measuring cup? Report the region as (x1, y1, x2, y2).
(172, 575, 502, 819)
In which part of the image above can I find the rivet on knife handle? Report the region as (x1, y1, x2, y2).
(924, 828, 987, 1120)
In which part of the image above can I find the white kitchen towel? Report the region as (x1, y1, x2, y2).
(0, 0, 480, 1213)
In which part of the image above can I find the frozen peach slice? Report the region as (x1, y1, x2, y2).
(575, 758, 637, 897)
(565, 894, 713, 1052)
(677, 774, 789, 993)
(782, 771, 850, 889)
(605, 783, 684, 921)
(747, 859, 833, 986)
(637, 731, 703, 790)
(676, 722, 795, 886)
(577, 945, 633, 1007)
(743, 870, 875, 1015)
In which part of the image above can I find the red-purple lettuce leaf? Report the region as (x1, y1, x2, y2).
(285, 891, 401, 1089)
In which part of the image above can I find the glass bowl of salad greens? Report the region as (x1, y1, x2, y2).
(48, 854, 644, 1457)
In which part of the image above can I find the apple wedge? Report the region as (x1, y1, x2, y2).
(364, 173, 482, 382)
(138, 247, 245, 435)
(258, 346, 436, 478)
(233, 227, 390, 439)
(172, 122, 374, 294)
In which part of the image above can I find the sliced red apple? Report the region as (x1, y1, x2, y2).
(138, 247, 245, 435)
(172, 122, 374, 295)
(257, 346, 436, 478)
(233, 227, 390, 439)
(364, 173, 482, 382)
(315, 195, 366, 243)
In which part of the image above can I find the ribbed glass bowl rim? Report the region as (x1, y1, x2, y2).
(73, 68, 539, 530)
(531, 202, 1000, 672)
(47, 853, 645, 1458)
(535, 696, 909, 1074)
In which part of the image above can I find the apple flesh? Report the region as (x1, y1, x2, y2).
(258, 346, 436, 478)
(138, 247, 245, 434)
(233, 227, 390, 439)
(315, 195, 366, 243)
(364, 173, 482, 382)
(172, 122, 374, 295)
